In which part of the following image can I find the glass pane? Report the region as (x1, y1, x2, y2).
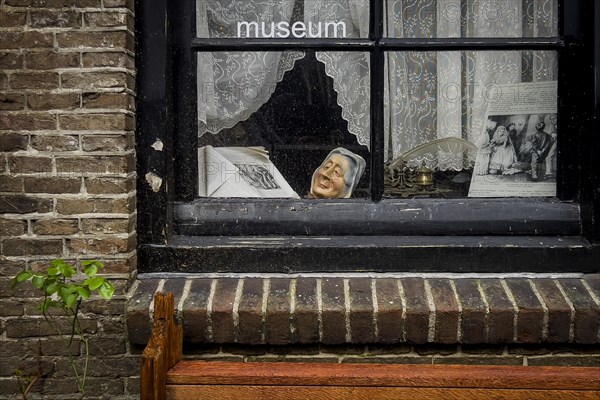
(196, 0, 370, 39)
(198, 51, 370, 199)
(385, 0, 558, 38)
(384, 50, 558, 198)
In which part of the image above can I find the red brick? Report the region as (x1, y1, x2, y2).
(532, 279, 572, 343)
(57, 31, 131, 49)
(31, 135, 79, 151)
(59, 113, 133, 131)
(211, 279, 238, 343)
(237, 278, 264, 345)
(402, 277, 430, 344)
(10, 72, 60, 90)
(506, 279, 544, 343)
(375, 279, 403, 344)
(293, 278, 319, 344)
(0, 112, 56, 130)
(183, 279, 213, 343)
(56, 198, 131, 215)
(62, 72, 131, 89)
(429, 279, 460, 344)
(82, 52, 134, 68)
(125, 279, 160, 344)
(56, 155, 134, 174)
(0, 93, 26, 111)
(454, 279, 487, 344)
(24, 177, 81, 193)
(33, 219, 79, 235)
(83, 92, 133, 110)
(30, 10, 81, 28)
(2, 239, 63, 256)
(321, 278, 346, 345)
(0, 195, 53, 214)
(481, 279, 515, 343)
(348, 278, 375, 343)
(0, 32, 53, 50)
(69, 236, 134, 255)
(26, 50, 79, 69)
(265, 278, 291, 345)
(81, 218, 130, 234)
(27, 93, 80, 111)
(9, 156, 52, 173)
(560, 279, 600, 343)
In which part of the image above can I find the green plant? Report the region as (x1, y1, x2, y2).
(12, 260, 115, 399)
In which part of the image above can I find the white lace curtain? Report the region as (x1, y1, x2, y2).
(197, 0, 558, 170)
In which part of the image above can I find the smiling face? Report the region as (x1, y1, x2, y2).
(310, 154, 350, 199)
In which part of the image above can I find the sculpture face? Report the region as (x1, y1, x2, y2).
(311, 154, 349, 199)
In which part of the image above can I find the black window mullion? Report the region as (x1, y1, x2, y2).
(370, 0, 384, 201)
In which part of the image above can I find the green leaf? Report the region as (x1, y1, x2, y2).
(77, 286, 91, 300)
(65, 293, 79, 308)
(84, 276, 104, 291)
(83, 264, 98, 278)
(99, 282, 115, 300)
(32, 276, 45, 289)
(58, 286, 71, 303)
(45, 281, 59, 295)
(11, 271, 32, 288)
(47, 266, 60, 276)
(59, 263, 76, 279)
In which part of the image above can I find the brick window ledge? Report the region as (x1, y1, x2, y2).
(127, 274, 600, 347)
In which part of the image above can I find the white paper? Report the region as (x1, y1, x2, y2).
(469, 81, 558, 198)
(198, 146, 299, 198)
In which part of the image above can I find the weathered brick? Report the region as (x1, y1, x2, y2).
(183, 279, 212, 343)
(29, 10, 81, 28)
(84, 12, 127, 27)
(429, 279, 459, 344)
(0, 299, 24, 316)
(0, 195, 53, 214)
(506, 279, 544, 343)
(402, 277, 430, 344)
(24, 177, 81, 193)
(0, 53, 23, 69)
(532, 279, 572, 343)
(0, 175, 22, 192)
(88, 334, 127, 356)
(56, 197, 132, 215)
(2, 239, 63, 256)
(0, 277, 41, 298)
(480, 279, 515, 343)
(101, 255, 135, 274)
(27, 93, 80, 111)
(104, 0, 134, 8)
(211, 279, 238, 343)
(0, 73, 7, 90)
(26, 50, 79, 69)
(584, 275, 600, 298)
(265, 278, 291, 345)
(0, 11, 27, 27)
(0, 218, 26, 236)
(10, 72, 60, 90)
(59, 113, 133, 131)
(293, 277, 319, 344)
(237, 278, 264, 344)
(85, 176, 134, 194)
(375, 279, 403, 343)
(57, 155, 133, 174)
(0, 133, 28, 151)
(81, 218, 129, 234)
(5, 0, 101, 6)
(9, 156, 52, 173)
(348, 278, 374, 343)
(83, 92, 133, 110)
(83, 134, 132, 151)
(33, 219, 79, 235)
(560, 279, 600, 343)
(0, 32, 53, 50)
(433, 356, 523, 366)
(454, 279, 487, 344)
(69, 236, 134, 255)
(0, 337, 80, 356)
(31, 134, 79, 151)
(0, 259, 26, 276)
(56, 356, 137, 378)
(82, 52, 134, 68)
(161, 279, 187, 317)
(62, 71, 131, 89)
(126, 278, 160, 344)
(57, 31, 131, 49)
(527, 355, 600, 367)
(321, 278, 346, 345)
(0, 112, 56, 130)
(0, 93, 26, 110)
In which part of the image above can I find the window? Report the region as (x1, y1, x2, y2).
(136, 0, 599, 273)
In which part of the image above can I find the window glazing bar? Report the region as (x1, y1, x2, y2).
(380, 38, 563, 51)
(191, 38, 374, 51)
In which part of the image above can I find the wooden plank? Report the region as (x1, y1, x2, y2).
(167, 362, 600, 390)
(167, 385, 600, 400)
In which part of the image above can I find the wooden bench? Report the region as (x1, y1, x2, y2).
(141, 292, 600, 400)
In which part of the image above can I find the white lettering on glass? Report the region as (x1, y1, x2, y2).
(237, 21, 347, 38)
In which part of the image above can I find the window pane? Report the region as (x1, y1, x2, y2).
(198, 51, 370, 199)
(196, 0, 370, 39)
(385, 0, 558, 38)
(384, 50, 558, 198)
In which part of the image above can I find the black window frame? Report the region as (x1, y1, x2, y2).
(136, 0, 599, 273)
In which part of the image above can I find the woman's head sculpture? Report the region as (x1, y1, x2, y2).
(310, 147, 366, 199)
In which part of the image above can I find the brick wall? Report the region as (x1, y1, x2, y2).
(0, 0, 137, 398)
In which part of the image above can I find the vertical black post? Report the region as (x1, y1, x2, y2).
(135, 0, 172, 244)
(370, 0, 385, 201)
